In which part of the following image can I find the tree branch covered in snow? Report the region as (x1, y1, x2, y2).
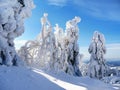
(0, 0, 34, 66)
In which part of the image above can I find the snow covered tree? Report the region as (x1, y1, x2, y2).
(52, 17, 82, 76)
(37, 13, 56, 68)
(0, 0, 34, 66)
(48, 24, 64, 71)
(18, 13, 56, 68)
(61, 17, 82, 76)
(87, 31, 108, 79)
(45, 17, 82, 76)
(18, 13, 82, 76)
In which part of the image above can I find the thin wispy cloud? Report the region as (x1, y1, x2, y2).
(74, 0, 120, 21)
(47, 0, 120, 21)
(106, 43, 120, 60)
(48, 0, 67, 6)
(106, 43, 120, 50)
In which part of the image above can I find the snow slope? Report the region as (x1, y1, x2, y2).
(0, 66, 116, 90)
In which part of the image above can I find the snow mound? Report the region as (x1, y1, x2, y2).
(0, 66, 116, 90)
(0, 66, 62, 90)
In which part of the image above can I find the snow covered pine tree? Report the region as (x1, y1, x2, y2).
(0, 0, 34, 66)
(87, 31, 108, 79)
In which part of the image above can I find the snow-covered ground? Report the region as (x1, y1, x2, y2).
(0, 66, 117, 90)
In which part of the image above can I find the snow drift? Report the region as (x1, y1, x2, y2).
(0, 66, 116, 90)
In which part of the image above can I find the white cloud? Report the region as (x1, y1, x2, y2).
(106, 43, 120, 49)
(80, 43, 120, 61)
(14, 39, 28, 50)
(48, 0, 67, 6)
(106, 43, 120, 60)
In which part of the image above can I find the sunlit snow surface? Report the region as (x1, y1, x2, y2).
(33, 69, 87, 90)
(0, 66, 117, 90)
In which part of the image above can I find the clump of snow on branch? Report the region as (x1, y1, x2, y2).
(0, 0, 34, 66)
(87, 31, 109, 79)
(18, 13, 82, 76)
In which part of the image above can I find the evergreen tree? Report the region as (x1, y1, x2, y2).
(87, 31, 108, 79)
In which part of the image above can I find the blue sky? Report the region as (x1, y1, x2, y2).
(15, 0, 120, 60)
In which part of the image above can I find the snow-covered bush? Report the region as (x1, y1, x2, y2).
(102, 76, 120, 84)
(102, 67, 120, 84)
(87, 31, 109, 79)
(0, 0, 34, 66)
(18, 13, 82, 76)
